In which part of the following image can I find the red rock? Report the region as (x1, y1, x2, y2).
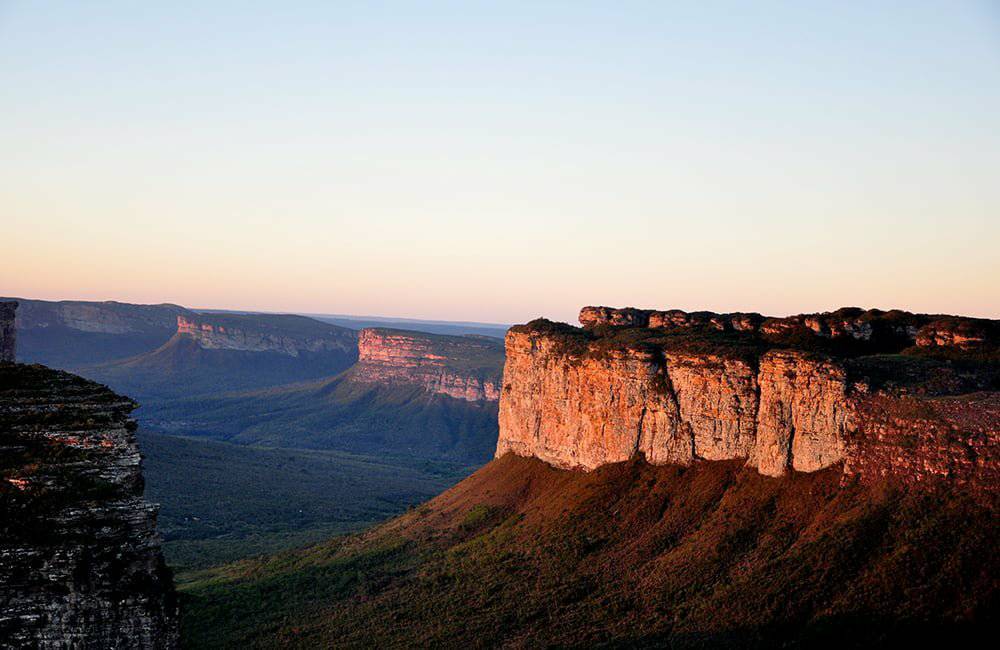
(497, 305, 999, 491)
(352, 328, 502, 402)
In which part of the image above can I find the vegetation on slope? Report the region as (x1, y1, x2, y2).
(138, 431, 476, 572)
(179, 454, 997, 648)
(85, 333, 358, 401)
(138, 371, 500, 463)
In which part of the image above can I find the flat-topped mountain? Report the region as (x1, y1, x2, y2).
(352, 328, 502, 402)
(4, 297, 192, 367)
(139, 327, 504, 462)
(499, 306, 998, 490)
(84, 313, 358, 401)
(176, 313, 357, 356)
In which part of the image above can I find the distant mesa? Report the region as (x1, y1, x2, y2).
(3, 298, 193, 368)
(135, 325, 506, 463)
(498, 304, 999, 492)
(175, 313, 357, 356)
(352, 328, 503, 402)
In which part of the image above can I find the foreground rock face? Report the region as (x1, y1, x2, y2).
(0, 361, 179, 647)
(1, 301, 15, 362)
(497, 306, 999, 488)
(176, 314, 356, 356)
(352, 328, 503, 402)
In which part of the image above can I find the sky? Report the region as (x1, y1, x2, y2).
(2, 1, 998, 324)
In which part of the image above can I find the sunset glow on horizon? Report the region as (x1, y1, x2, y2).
(2, 1, 998, 324)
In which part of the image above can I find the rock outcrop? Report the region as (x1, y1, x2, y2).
(176, 314, 356, 357)
(0, 309, 179, 648)
(497, 306, 999, 488)
(351, 328, 503, 402)
(1, 301, 16, 362)
(754, 350, 853, 476)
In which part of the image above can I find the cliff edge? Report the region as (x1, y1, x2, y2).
(175, 313, 357, 356)
(0, 305, 179, 648)
(351, 328, 503, 402)
(498, 306, 999, 489)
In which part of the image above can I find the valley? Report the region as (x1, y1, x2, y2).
(4, 298, 997, 648)
(138, 431, 475, 573)
(4, 298, 505, 571)
(179, 304, 999, 648)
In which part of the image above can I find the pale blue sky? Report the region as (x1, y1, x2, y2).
(2, 1, 998, 322)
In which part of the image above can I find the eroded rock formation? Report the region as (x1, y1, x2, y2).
(0, 311, 179, 648)
(497, 306, 999, 488)
(351, 328, 503, 402)
(176, 314, 356, 356)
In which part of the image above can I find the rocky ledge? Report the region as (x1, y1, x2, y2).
(0, 363, 179, 648)
(497, 306, 999, 491)
(351, 328, 504, 402)
(176, 313, 357, 357)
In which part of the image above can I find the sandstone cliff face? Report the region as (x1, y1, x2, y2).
(497, 306, 998, 487)
(754, 351, 852, 476)
(1, 301, 15, 363)
(0, 362, 178, 648)
(176, 314, 356, 356)
(497, 329, 850, 475)
(351, 329, 503, 402)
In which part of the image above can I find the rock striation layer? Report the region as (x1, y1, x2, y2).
(1, 301, 16, 363)
(497, 306, 999, 488)
(0, 304, 179, 647)
(352, 328, 503, 402)
(176, 314, 356, 357)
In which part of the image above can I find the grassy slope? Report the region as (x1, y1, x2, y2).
(84, 334, 358, 402)
(138, 371, 500, 463)
(138, 432, 477, 573)
(180, 454, 997, 649)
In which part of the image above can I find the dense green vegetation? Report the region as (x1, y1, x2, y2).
(138, 431, 476, 572)
(179, 455, 997, 648)
(137, 373, 500, 463)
